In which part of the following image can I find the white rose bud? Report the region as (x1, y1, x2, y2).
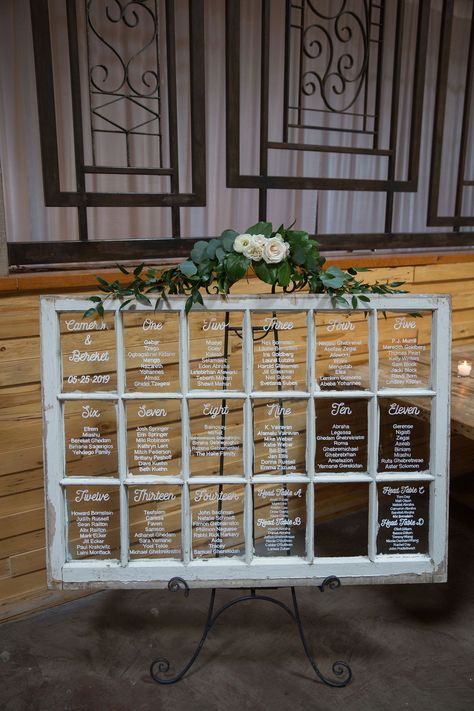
(233, 233, 252, 253)
(263, 237, 289, 264)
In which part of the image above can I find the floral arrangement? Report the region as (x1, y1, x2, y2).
(86, 221, 406, 316)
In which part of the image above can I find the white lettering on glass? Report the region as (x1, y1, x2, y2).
(81, 405, 101, 418)
(394, 317, 416, 330)
(75, 489, 110, 503)
(202, 318, 229, 331)
(326, 319, 355, 332)
(138, 405, 167, 418)
(203, 403, 229, 419)
(142, 318, 163, 331)
(331, 402, 352, 416)
(388, 403, 420, 416)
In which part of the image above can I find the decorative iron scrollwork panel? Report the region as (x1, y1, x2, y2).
(287, 0, 378, 147)
(226, 0, 429, 191)
(86, 0, 164, 170)
(428, 0, 474, 227)
(30, 0, 205, 208)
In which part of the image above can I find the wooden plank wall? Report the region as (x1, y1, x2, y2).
(1, 256, 473, 622)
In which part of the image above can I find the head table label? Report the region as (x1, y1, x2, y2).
(41, 295, 449, 587)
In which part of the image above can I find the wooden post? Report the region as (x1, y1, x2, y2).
(0, 157, 8, 276)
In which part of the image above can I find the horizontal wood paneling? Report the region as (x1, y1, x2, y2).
(1, 258, 473, 622)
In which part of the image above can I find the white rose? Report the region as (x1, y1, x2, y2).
(273, 233, 285, 243)
(251, 234, 267, 248)
(243, 242, 265, 261)
(233, 233, 252, 253)
(263, 237, 289, 264)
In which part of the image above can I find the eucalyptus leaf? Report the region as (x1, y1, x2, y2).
(221, 229, 238, 251)
(206, 239, 220, 259)
(179, 260, 198, 276)
(215, 246, 226, 262)
(320, 266, 348, 289)
(190, 240, 209, 263)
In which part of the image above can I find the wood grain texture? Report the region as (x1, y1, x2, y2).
(0, 260, 473, 621)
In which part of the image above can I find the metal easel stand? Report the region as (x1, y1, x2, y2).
(150, 576, 352, 687)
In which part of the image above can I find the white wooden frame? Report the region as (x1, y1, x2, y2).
(40, 294, 451, 590)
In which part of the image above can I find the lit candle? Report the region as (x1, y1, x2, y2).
(457, 360, 472, 377)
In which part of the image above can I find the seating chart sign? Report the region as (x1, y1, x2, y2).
(41, 294, 450, 590)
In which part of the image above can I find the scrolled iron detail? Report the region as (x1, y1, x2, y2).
(167, 577, 190, 597)
(330, 660, 353, 685)
(318, 575, 341, 592)
(150, 656, 170, 677)
(86, 0, 162, 167)
(299, 0, 370, 113)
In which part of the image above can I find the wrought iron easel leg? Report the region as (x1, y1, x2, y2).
(150, 576, 352, 687)
(291, 581, 352, 687)
(150, 581, 217, 685)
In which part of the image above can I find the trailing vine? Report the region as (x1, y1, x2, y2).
(85, 222, 407, 317)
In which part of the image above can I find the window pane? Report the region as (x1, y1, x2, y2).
(253, 483, 307, 557)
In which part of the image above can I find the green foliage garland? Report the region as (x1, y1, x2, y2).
(85, 222, 407, 317)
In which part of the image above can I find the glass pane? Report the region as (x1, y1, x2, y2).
(60, 312, 116, 392)
(190, 485, 245, 558)
(378, 312, 432, 389)
(128, 485, 182, 559)
(123, 311, 180, 392)
(189, 399, 244, 476)
(64, 400, 118, 477)
(66, 485, 120, 559)
(315, 398, 368, 473)
(253, 398, 307, 475)
(254, 483, 306, 556)
(189, 311, 243, 390)
(378, 398, 431, 472)
(126, 400, 181, 476)
(377, 482, 429, 554)
(314, 483, 369, 557)
(252, 311, 307, 391)
(315, 312, 369, 390)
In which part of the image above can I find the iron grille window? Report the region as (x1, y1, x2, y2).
(3, 0, 474, 268)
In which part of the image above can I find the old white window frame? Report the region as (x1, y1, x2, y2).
(41, 293, 451, 589)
